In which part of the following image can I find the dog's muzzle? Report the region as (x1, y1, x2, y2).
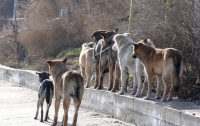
(132, 54, 137, 58)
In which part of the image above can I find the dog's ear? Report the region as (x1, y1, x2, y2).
(143, 39, 148, 44)
(46, 60, 53, 67)
(123, 33, 130, 37)
(91, 31, 97, 38)
(133, 43, 139, 49)
(114, 28, 118, 33)
(47, 72, 51, 76)
(36, 72, 41, 76)
(62, 56, 68, 64)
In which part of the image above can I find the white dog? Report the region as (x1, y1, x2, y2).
(112, 33, 147, 96)
(79, 42, 94, 88)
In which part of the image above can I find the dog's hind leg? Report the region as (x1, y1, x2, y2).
(94, 63, 99, 89)
(51, 98, 61, 126)
(108, 62, 115, 91)
(44, 101, 51, 121)
(80, 66, 85, 78)
(40, 100, 44, 122)
(111, 64, 120, 92)
(155, 75, 163, 99)
(97, 64, 106, 90)
(167, 74, 175, 101)
(85, 67, 92, 88)
(72, 98, 82, 126)
(34, 100, 40, 119)
(62, 96, 71, 126)
(161, 74, 169, 102)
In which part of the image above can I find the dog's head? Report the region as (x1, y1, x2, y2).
(46, 56, 69, 77)
(132, 39, 155, 59)
(112, 33, 132, 51)
(91, 28, 118, 45)
(36, 71, 50, 83)
(82, 42, 94, 49)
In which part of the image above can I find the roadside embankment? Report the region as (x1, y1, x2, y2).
(0, 65, 199, 126)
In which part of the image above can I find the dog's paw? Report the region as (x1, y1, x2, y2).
(155, 96, 160, 99)
(107, 87, 112, 91)
(167, 97, 172, 101)
(118, 91, 124, 95)
(34, 117, 37, 119)
(161, 98, 167, 102)
(40, 120, 43, 122)
(85, 85, 90, 88)
(130, 92, 135, 95)
(111, 88, 116, 92)
(143, 96, 150, 100)
(134, 93, 140, 97)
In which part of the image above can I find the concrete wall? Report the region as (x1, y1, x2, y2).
(0, 64, 200, 126)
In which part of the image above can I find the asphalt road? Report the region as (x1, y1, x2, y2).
(0, 80, 135, 126)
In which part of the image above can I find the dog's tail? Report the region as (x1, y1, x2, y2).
(42, 80, 54, 104)
(70, 75, 84, 103)
(172, 52, 183, 92)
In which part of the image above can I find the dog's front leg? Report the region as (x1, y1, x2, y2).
(134, 73, 142, 97)
(51, 98, 61, 126)
(141, 73, 148, 96)
(131, 74, 138, 95)
(143, 74, 153, 100)
(118, 70, 128, 95)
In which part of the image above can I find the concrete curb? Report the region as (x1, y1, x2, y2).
(0, 65, 199, 126)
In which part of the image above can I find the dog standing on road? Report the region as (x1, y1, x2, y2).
(46, 56, 84, 126)
(34, 72, 54, 122)
(132, 39, 183, 101)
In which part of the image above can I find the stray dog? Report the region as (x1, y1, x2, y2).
(112, 33, 148, 96)
(46, 56, 84, 126)
(34, 72, 54, 122)
(79, 42, 94, 88)
(132, 39, 183, 101)
(91, 28, 120, 92)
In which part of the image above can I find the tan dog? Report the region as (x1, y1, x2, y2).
(132, 39, 183, 102)
(46, 57, 84, 126)
(79, 42, 94, 88)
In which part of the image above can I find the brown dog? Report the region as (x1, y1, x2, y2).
(79, 42, 94, 88)
(132, 39, 183, 102)
(46, 57, 84, 126)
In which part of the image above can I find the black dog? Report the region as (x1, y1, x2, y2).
(34, 72, 54, 122)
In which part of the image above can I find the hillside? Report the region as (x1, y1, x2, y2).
(0, 0, 199, 102)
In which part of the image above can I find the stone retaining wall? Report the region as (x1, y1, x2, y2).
(0, 65, 199, 126)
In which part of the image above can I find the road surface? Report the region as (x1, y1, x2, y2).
(0, 80, 135, 126)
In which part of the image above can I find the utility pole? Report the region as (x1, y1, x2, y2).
(165, 0, 171, 22)
(127, 0, 135, 33)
